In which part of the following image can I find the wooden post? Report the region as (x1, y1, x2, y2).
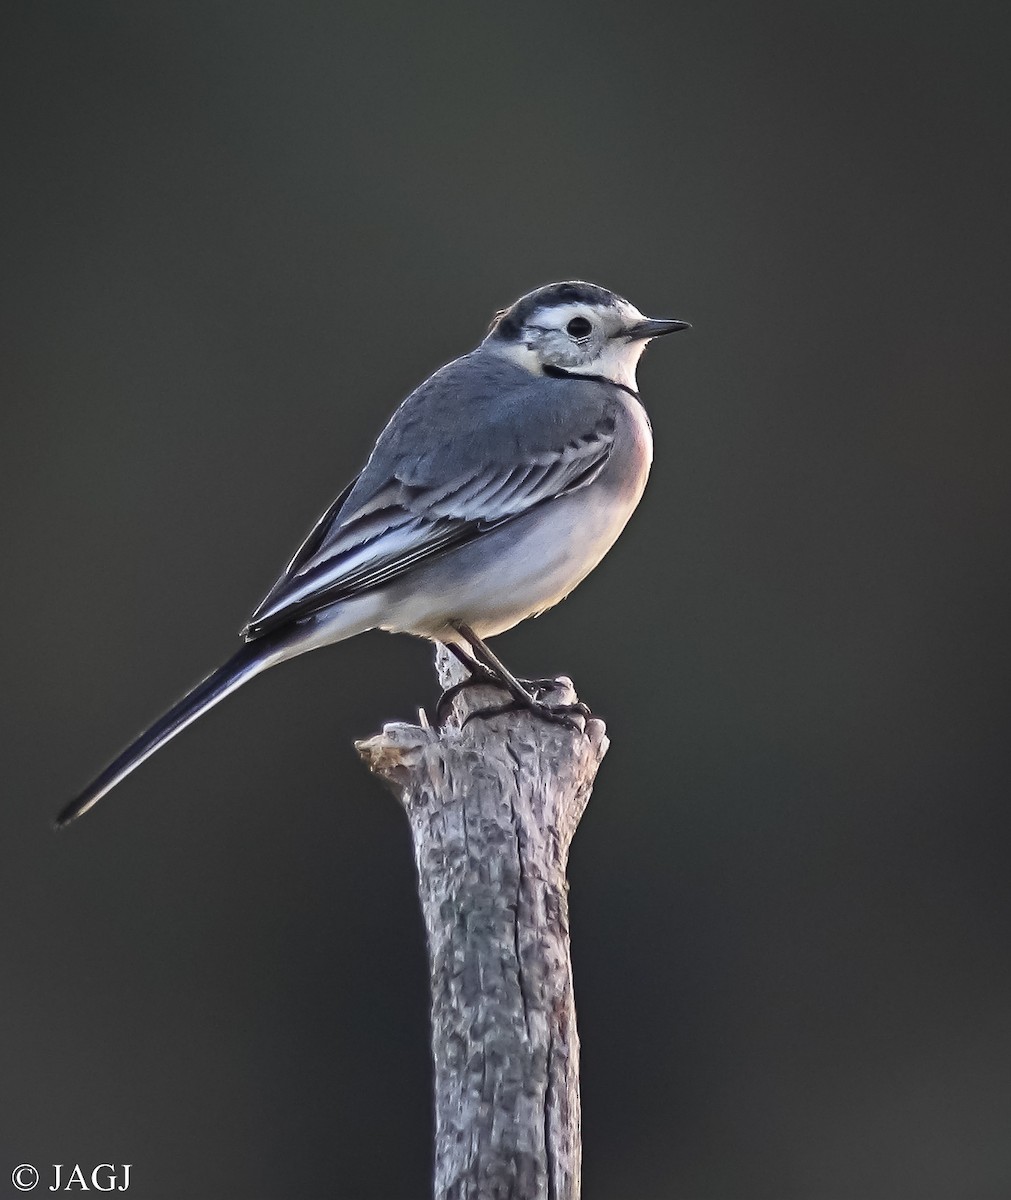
(356, 645, 608, 1200)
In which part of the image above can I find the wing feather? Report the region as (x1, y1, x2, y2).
(242, 416, 615, 639)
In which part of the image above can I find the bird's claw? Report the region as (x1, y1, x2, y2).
(461, 696, 593, 733)
(436, 675, 570, 727)
(435, 675, 505, 726)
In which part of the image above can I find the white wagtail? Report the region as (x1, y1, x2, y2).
(57, 282, 689, 827)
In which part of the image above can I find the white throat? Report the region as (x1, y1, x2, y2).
(494, 337, 647, 392)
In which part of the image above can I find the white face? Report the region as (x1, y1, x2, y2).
(490, 299, 653, 391)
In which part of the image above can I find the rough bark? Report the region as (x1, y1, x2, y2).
(355, 646, 608, 1200)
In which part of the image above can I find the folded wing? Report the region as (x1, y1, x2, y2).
(242, 414, 616, 639)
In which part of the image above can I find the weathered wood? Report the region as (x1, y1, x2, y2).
(356, 646, 608, 1200)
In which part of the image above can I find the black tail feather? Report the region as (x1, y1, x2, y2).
(55, 638, 280, 829)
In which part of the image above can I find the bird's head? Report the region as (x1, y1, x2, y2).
(484, 281, 689, 391)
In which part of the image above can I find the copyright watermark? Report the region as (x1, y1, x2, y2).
(11, 1165, 38, 1192)
(10, 1164, 131, 1192)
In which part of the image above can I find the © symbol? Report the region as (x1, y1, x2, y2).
(12, 1164, 39, 1191)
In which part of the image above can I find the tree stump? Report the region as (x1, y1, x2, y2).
(355, 645, 609, 1200)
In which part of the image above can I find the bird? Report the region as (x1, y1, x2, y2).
(56, 281, 689, 828)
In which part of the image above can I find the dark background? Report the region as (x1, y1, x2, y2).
(2, 3, 1010, 1197)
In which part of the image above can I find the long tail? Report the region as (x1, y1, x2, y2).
(55, 635, 288, 829)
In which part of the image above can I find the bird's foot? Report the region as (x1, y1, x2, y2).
(461, 690, 593, 733)
(435, 667, 503, 726)
(436, 672, 571, 727)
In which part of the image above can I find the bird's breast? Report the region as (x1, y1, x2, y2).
(377, 392, 655, 641)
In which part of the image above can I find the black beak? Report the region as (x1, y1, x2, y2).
(625, 317, 692, 341)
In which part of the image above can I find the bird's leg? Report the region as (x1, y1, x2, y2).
(435, 642, 509, 726)
(441, 643, 560, 703)
(445, 641, 498, 681)
(437, 633, 574, 725)
(449, 621, 593, 730)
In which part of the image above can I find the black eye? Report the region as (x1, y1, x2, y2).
(566, 316, 592, 339)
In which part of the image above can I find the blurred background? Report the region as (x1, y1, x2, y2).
(2, 3, 1010, 1197)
